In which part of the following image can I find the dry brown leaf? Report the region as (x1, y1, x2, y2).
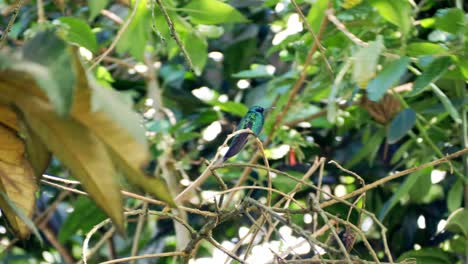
(0, 104, 19, 131)
(0, 125, 37, 239)
(16, 97, 125, 232)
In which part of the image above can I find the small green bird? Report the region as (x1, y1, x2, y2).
(223, 106, 265, 161)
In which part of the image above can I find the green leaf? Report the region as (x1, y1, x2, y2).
(232, 64, 275, 79)
(431, 86, 462, 124)
(116, 0, 151, 61)
(352, 36, 384, 88)
(58, 17, 98, 53)
(407, 42, 448, 57)
(0, 192, 42, 244)
(345, 129, 385, 168)
(396, 248, 452, 264)
(388, 108, 416, 144)
(88, 0, 110, 21)
(445, 208, 468, 239)
(447, 180, 463, 213)
(183, 0, 248, 25)
(184, 32, 207, 76)
(409, 56, 452, 96)
(369, 0, 412, 35)
(378, 167, 431, 220)
(21, 30, 76, 116)
(367, 57, 410, 101)
(306, 0, 329, 33)
(435, 8, 464, 34)
(58, 196, 107, 243)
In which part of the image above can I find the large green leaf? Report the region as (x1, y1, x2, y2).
(183, 0, 248, 25)
(367, 57, 410, 101)
(397, 248, 452, 264)
(58, 196, 107, 243)
(21, 30, 76, 116)
(409, 56, 452, 96)
(116, 0, 151, 61)
(58, 17, 99, 53)
(387, 108, 416, 144)
(184, 32, 207, 75)
(378, 167, 432, 220)
(88, 0, 110, 21)
(232, 64, 275, 79)
(446, 208, 468, 239)
(16, 96, 125, 233)
(435, 8, 464, 34)
(407, 42, 448, 57)
(447, 179, 463, 213)
(370, 0, 412, 36)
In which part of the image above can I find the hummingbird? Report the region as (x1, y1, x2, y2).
(222, 106, 265, 162)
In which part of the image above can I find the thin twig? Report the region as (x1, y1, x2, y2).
(154, 0, 194, 72)
(100, 252, 186, 264)
(290, 0, 334, 78)
(223, 11, 330, 208)
(90, 0, 140, 70)
(0, 0, 24, 46)
(320, 147, 468, 209)
(130, 202, 148, 264)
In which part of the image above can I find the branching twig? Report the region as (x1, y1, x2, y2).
(154, 0, 194, 72)
(0, 0, 24, 46)
(90, 0, 140, 70)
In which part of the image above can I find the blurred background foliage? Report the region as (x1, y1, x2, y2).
(0, 0, 467, 263)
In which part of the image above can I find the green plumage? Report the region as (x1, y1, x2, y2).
(223, 106, 265, 161)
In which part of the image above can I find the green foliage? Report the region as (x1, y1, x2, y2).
(366, 57, 410, 101)
(1, 0, 467, 262)
(388, 108, 416, 144)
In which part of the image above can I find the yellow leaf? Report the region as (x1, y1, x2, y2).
(0, 104, 19, 131)
(70, 52, 175, 206)
(0, 125, 37, 239)
(16, 97, 125, 232)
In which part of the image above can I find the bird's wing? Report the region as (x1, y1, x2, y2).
(222, 120, 253, 161)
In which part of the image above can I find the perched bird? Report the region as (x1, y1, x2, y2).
(223, 106, 265, 162)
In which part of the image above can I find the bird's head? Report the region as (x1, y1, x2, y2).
(249, 106, 265, 113)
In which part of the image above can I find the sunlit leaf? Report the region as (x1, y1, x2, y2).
(353, 36, 384, 88)
(306, 0, 329, 33)
(447, 180, 463, 213)
(435, 8, 464, 34)
(184, 32, 207, 75)
(183, 0, 248, 25)
(116, 0, 151, 61)
(88, 0, 110, 21)
(232, 64, 275, 79)
(446, 208, 468, 239)
(407, 42, 448, 57)
(58, 17, 99, 53)
(370, 0, 412, 36)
